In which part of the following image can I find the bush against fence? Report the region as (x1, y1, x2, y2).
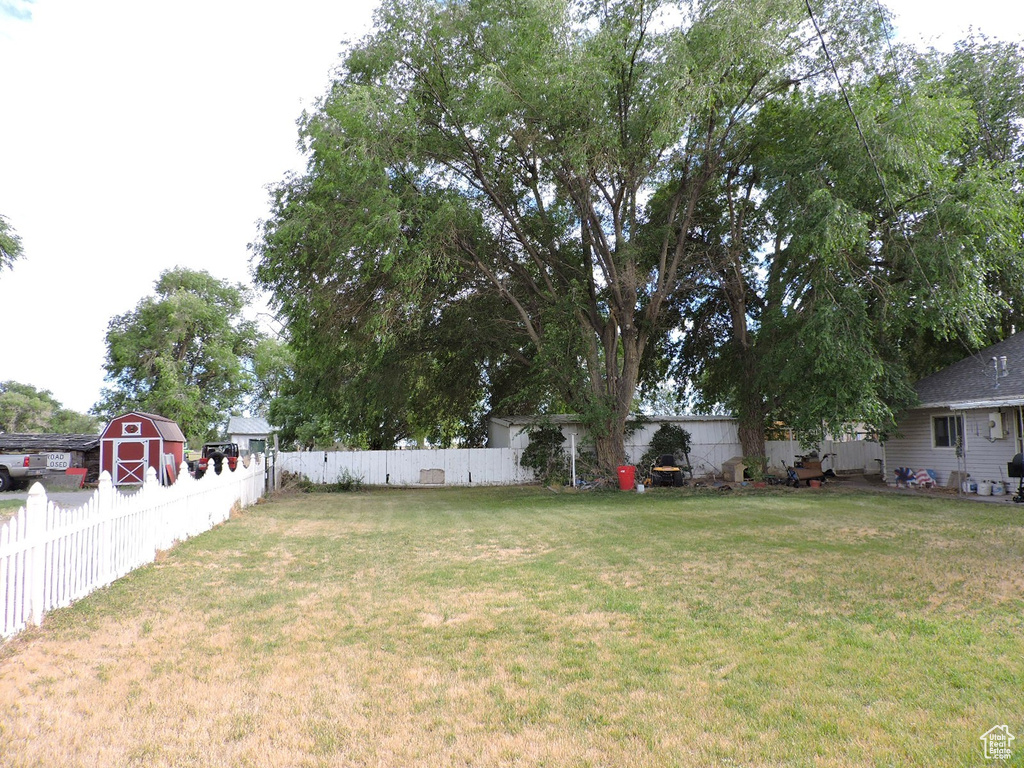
(0, 456, 266, 639)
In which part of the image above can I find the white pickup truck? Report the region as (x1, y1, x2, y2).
(0, 453, 49, 492)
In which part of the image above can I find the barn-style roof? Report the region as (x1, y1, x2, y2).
(915, 332, 1024, 409)
(0, 433, 100, 452)
(103, 412, 187, 443)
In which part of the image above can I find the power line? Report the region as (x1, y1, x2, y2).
(804, 0, 983, 359)
(803, 0, 895, 213)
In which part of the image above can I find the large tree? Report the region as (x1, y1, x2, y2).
(0, 214, 22, 274)
(0, 381, 100, 434)
(256, 0, 888, 472)
(259, 231, 559, 450)
(933, 34, 1024, 351)
(671, 38, 1024, 456)
(94, 268, 261, 445)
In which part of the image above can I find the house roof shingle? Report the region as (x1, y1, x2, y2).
(0, 433, 101, 452)
(914, 332, 1024, 408)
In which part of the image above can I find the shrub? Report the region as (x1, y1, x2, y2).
(743, 457, 767, 481)
(294, 467, 364, 493)
(520, 425, 570, 485)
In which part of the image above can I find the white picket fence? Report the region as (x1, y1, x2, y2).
(0, 455, 266, 639)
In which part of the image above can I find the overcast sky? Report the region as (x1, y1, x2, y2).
(0, 0, 1021, 417)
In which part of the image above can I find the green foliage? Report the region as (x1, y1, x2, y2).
(293, 468, 364, 493)
(249, 337, 294, 418)
(519, 425, 569, 485)
(94, 268, 261, 446)
(0, 381, 100, 434)
(255, 0, 889, 472)
(254, 0, 1023, 468)
(742, 458, 767, 481)
(935, 34, 1024, 348)
(255, 152, 549, 449)
(0, 214, 22, 274)
(671, 37, 1024, 452)
(637, 423, 693, 481)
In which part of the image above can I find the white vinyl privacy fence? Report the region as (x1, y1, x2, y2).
(764, 439, 884, 475)
(278, 440, 883, 487)
(277, 448, 532, 487)
(0, 455, 265, 639)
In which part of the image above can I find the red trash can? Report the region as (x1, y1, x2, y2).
(617, 465, 636, 491)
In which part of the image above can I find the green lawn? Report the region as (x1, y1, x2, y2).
(0, 498, 23, 526)
(1, 486, 1022, 767)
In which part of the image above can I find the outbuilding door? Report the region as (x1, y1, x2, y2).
(114, 439, 149, 485)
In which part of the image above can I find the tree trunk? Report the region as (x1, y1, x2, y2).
(734, 346, 768, 464)
(738, 417, 767, 464)
(575, 317, 643, 478)
(716, 244, 767, 467)
(593, 428, 628, 477)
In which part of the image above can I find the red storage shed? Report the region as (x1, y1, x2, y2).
(99, 411, 187, 486)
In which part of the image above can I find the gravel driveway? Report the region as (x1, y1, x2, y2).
(0, 487, 100, 509)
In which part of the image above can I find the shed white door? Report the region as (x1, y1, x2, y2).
(114, 439, 148, 485)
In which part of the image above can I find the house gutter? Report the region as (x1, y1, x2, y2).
(915, 398, 1024, 410)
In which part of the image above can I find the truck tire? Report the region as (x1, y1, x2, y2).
(0, 469, 11, 492)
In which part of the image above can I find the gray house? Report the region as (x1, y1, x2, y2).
(884, 333, 1024, 488)
(226, 416, 272, 454)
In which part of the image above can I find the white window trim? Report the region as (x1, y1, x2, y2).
(932, 414, 963, 450)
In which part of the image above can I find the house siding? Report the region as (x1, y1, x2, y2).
(885, 407, 1022, 487)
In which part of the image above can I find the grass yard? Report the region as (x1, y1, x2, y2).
(1, 486, 1022, 767)
(0, 498, 23, 523)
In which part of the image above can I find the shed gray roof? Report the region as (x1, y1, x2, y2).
(227, 416, 272, 436)
(914, 332, 1024, 409)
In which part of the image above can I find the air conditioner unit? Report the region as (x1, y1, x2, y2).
(989, 412, 1004, 440)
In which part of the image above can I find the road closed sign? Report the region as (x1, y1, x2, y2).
(47, 452, 72, 470)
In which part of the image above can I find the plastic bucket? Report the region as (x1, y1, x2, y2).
(991, 481, 1005, 496)
(617, 465, 636, 491)
(977, 480, 992, 496)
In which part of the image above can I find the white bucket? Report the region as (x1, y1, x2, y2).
(991, 481, 1006, 496)
(977, 480, 992, 496)
(636, 483, 645, 493)
(962, 479, 977, 493)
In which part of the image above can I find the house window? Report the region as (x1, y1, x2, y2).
(933, 415, 963, 449)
